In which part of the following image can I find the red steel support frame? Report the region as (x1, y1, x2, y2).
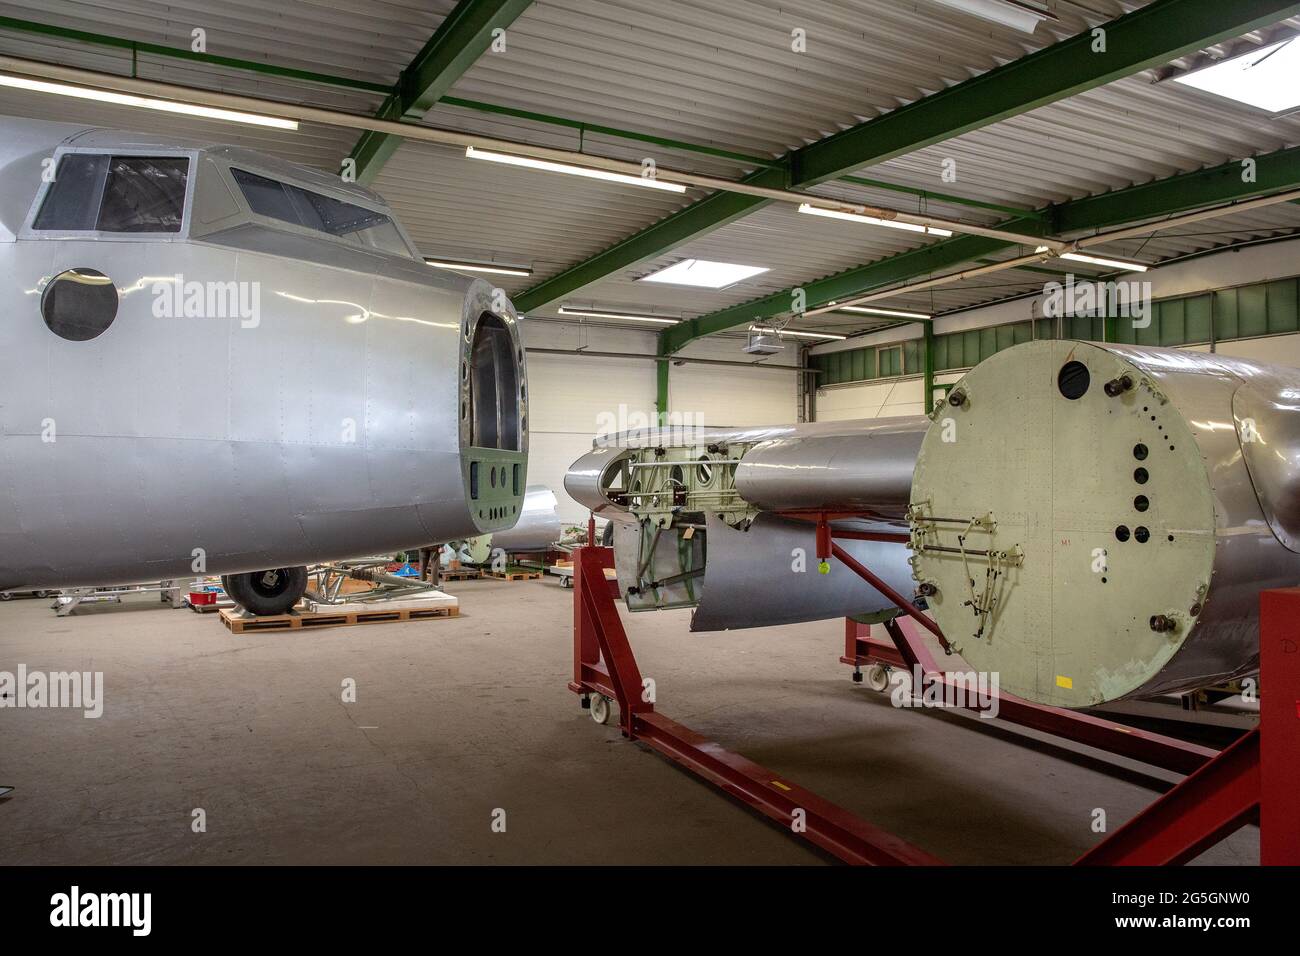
(570, 529, 1299, 864)
(842, 618, 1216, 776)
(568, 544, 941, 865)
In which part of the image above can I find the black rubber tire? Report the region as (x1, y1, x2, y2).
(219, 574, 233, 597)
(224, 566, 308, 616)
(600, 521, 614, 547)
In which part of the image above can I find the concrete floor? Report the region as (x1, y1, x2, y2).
(0, 578, 1257, 865)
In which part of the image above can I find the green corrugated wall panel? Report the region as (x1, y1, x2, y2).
(1214, 289, 1238, 340)
(934, 334, 951, 370)
(977, 326, 995, 361)
(1160, 298, 1186, 346)
(1239, 284, 1268, 336)
(880, 346, 901, 377)
(1185, 295, 1212, 343)
(850, 349, 867, 381)
(1267, 278, 1298, 333)
(1135, 305, 1160, 346)
(815, 277, 1299, 393)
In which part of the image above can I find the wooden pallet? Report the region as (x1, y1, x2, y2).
(484, 569, 543, 581)
(440, 567, 482, 581)
(219, 599, 458, 633)
(189, 600, 235, 614)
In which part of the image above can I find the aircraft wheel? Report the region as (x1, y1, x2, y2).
(865, 663, 891, 693)
(0, 592, 10, 601)
(590, 694, 612, 725)
(225, 566, 308, 616)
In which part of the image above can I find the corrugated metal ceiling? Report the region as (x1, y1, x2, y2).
(0, 0, 1295, 339)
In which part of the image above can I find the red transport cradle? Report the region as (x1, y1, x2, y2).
(568, 513, 1299, 865)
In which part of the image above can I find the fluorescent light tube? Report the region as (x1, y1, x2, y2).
(466, 146, 687, 193)
(640, 258, 769, 288)
(557, 306, 680, 325)
(1037, 247, 1149, 273)
(749, 326, 846, 341)
(838, 305, 934, 319)
(0, 74, 297, 129)
(425, 258, 532, 277)
(798, 203, 953, 237)
(931, 0, 1052, 34)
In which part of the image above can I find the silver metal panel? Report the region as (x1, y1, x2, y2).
(491, 484, 563, 552)
(1103, 343, 1300, 694)
(689, 512, 912, 632)
(1234, 381, 1300, 553)
(734, 416, 926, 515)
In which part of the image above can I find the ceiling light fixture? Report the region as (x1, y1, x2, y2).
(424, 258, 532, 277)
(837, 305, 934, 320)
(557, 306, 680, 325)
(930, 0, 1055, 34)
(1173, 38, 1300, 114)
(749, 326, 846, 341)
(1036, 247, 1150, 273)
(640, 258, 770, 288)
(466, 146, 687, 193)
(0, 73, 298, 129)
(798, 203, 954, 237)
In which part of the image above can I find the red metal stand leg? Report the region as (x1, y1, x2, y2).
(845, 616, 1216, 776)
(1074, 587, 1300, 865)
(568, 545, 940, 865)
(1074, 730, 1260, 865)
(1259, 588, 1300, 864)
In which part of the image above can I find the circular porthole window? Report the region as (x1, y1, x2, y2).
(41, 268, 118, 341)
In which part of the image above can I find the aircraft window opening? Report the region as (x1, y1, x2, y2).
(33, 154, 189, 233)
(229, 168, 409, 256)
(468, 313, 522, 452)
(41, 268, 118, 341)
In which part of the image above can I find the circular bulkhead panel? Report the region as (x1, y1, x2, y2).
(910, 340, 1217, 707)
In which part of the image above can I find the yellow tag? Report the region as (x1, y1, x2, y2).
(1055, 674, 1073, 690)
(683, 527, 694, 540)
(770, 780, 792, 792)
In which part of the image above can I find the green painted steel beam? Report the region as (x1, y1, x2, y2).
(515, 0, 1300, 314)
(923, 324, 936, 414)
(347, 0, 533, 184)
(656, 349, 670, 424)
(790, 0, 1300, 187)
(663, 145, 1300, 353)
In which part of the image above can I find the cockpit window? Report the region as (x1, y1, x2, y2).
(33, 155, 188, 233)
(230, 168, 410, 256)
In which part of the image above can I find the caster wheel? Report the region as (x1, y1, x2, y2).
(865, 663, 891, 693)
(590, 694, 612, 725)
